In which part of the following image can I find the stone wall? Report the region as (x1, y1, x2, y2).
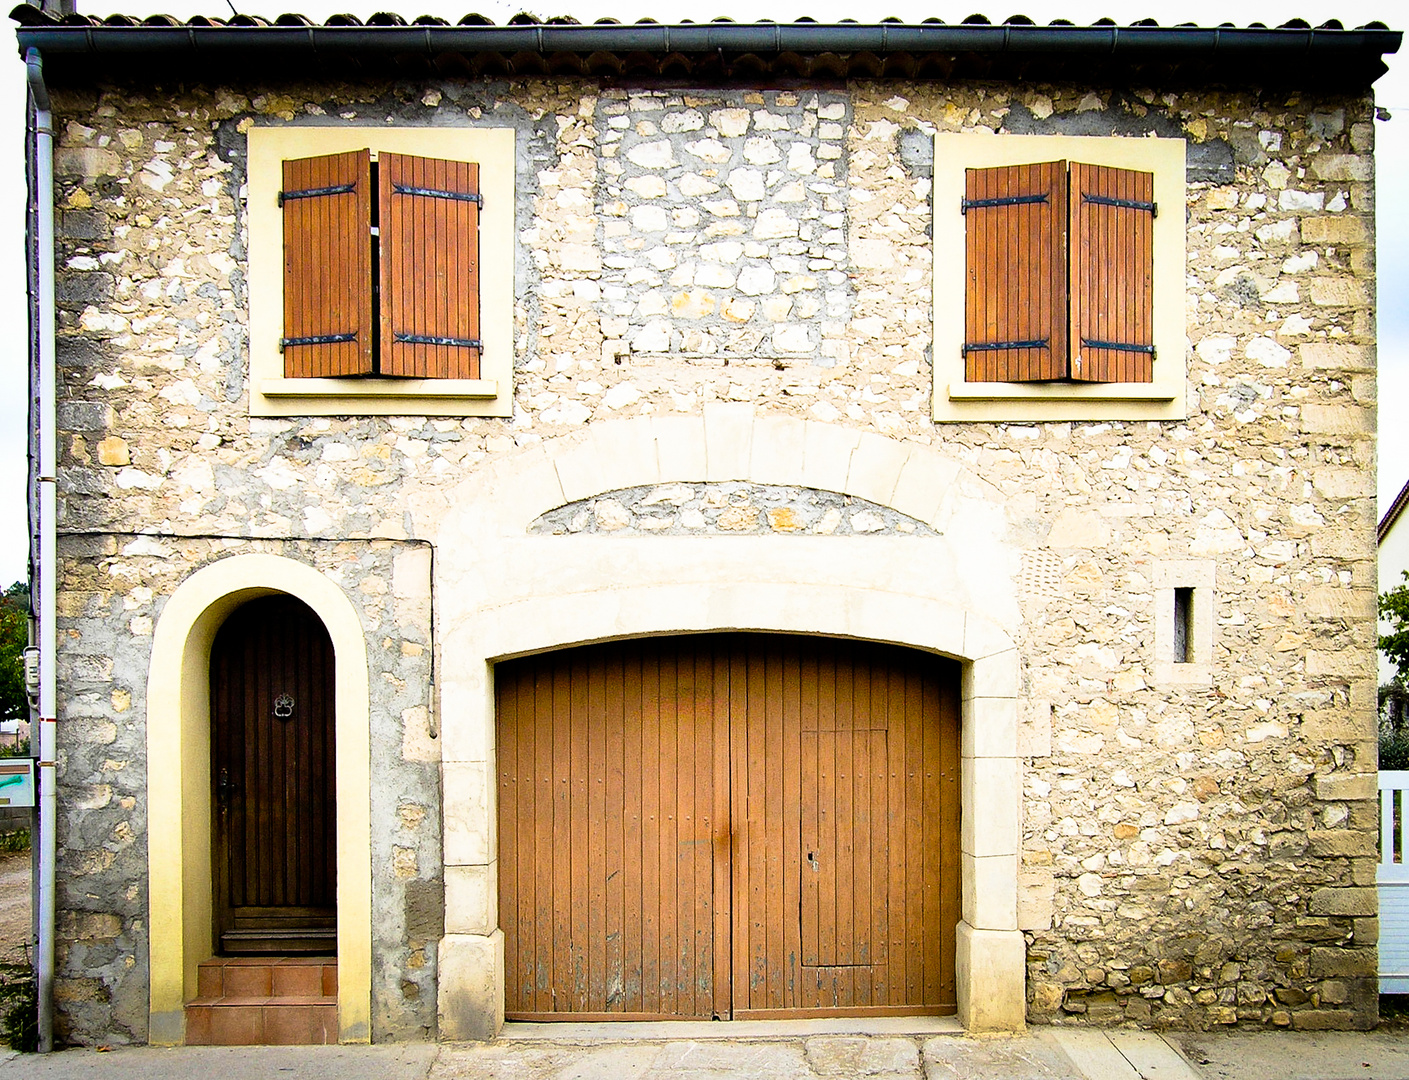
(45, 74, 1379, 1038)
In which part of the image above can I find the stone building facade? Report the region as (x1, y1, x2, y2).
(17, 14, 1396, 1047)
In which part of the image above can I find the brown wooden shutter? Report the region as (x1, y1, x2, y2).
(1069, 162, 1155, 383)
(963, 161, 1067, 382)
(281, 150, 373, 377)
(379, 153, 482, 379)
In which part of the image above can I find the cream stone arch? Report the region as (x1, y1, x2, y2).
(439, 403, 982, 541)
(145, 553, 372, 1045)
(433, 405, 1027, 1036)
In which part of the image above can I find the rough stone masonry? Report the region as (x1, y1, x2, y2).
(46, 73, 1378, 1041)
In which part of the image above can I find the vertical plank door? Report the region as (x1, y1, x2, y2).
(210, 595, 337, 955)
(497, 638, 731, 1019)
(496, 633, 959, 1020)
(732, 636, 960, 1017)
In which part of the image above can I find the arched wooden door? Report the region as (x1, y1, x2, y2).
(496, 633, 960, 1019)
(210, 595, 337, 955)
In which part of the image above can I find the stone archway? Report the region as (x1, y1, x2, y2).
(429, 410, 1026, 1038)
(145, 554, 372, 1044)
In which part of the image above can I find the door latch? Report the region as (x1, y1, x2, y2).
(216, 767, 237, 812)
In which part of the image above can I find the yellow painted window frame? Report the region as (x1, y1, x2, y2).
(932, 133, 1187, 423)
(248, 126, 514, 417)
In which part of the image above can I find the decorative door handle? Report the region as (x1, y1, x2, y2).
(216, 768, 238, 812)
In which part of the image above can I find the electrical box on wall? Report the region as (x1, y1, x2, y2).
(22, 646, 39, 700)
(0, 760, 35, 808)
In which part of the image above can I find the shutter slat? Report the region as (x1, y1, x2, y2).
(380, 152, 482, 380)
(281, 149, 373, 377)
(963, 161, 1067, 382)
(1070, 162, 1155, 384)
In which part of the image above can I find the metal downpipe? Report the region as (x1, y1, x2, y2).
(25, 45, 57, 1056)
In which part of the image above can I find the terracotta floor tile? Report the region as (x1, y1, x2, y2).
(222, 965, 273, 998)
(272, 964, 324, 997)
(263, 1004, 334, 1045)
(184, 1006, 213, 1046)
(196, 964, 224, 999)
(319, 1006, 340, 1044)
(186, 956, 339, 1046)
(207, 1005, 264, 1046)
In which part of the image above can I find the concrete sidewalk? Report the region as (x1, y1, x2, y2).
(0, 1027, 1405, 1080)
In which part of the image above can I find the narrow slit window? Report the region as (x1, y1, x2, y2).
(1173, 587, 1194, 664)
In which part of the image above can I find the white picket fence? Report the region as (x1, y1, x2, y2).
(1380, 771, 1409, 992)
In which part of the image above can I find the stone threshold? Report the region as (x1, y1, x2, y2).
(500, 1015, 964, 1041)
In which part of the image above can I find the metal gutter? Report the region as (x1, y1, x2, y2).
(23, 43, 57, 1057)
(11, 21, 1402, 85)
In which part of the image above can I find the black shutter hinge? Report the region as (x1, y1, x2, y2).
(962, 339, 1049, 354)
(278, 183, 357, 207)
(280, 333, 358, 351)
(392, 184, 482, 206)
(393, 333, 482, 349)
(1081, 338, 1156, 355)
(1082, 193, 1157, 217)
(961, 193, 1048, 213)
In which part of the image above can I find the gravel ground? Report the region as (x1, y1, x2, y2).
(0, 854, 30, 963)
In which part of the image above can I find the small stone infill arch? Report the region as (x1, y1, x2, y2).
(145, 554, 372, 1044)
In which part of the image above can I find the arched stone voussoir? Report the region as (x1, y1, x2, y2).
(443, 410, 992, 538)
(469, 581, 1013, 679)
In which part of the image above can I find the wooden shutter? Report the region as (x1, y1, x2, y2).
(963, 161, 1067, 382)
(1069, 162, 1155, 383)
(379, 153, 482, 379)
(281, 150, 373, 377)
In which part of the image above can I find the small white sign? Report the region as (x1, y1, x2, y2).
(0, 760, 35, 809)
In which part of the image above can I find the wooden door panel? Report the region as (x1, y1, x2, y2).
(801, 729, 889, 968)
(735, 638, 956, 1017)
(211, 595, 336, 956)
(498, 638, 729, 1019)
(496, 633, 959, 1020)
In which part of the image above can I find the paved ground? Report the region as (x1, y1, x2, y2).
(0, 859, 1403, 1079)
(2, 1027, 1407, 1080)
(0, 1034, 1089, 1079)
(1172, 1029, 1409, 1080)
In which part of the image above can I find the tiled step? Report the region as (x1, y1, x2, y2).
(186, 957, 338, 1045)
(196, 956, 338, 999)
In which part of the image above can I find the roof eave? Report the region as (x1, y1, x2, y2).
(12, 20, 1402, 88)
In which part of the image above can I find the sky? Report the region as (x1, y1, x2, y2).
(0, 1, 1405, 587)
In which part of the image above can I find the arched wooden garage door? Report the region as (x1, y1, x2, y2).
(496, 633, 960, 1020)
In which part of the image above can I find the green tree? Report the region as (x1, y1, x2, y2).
(1380, 573, 1409, 768)
(1382, 573, 1409, 681)
(0, 583, 29, 725)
